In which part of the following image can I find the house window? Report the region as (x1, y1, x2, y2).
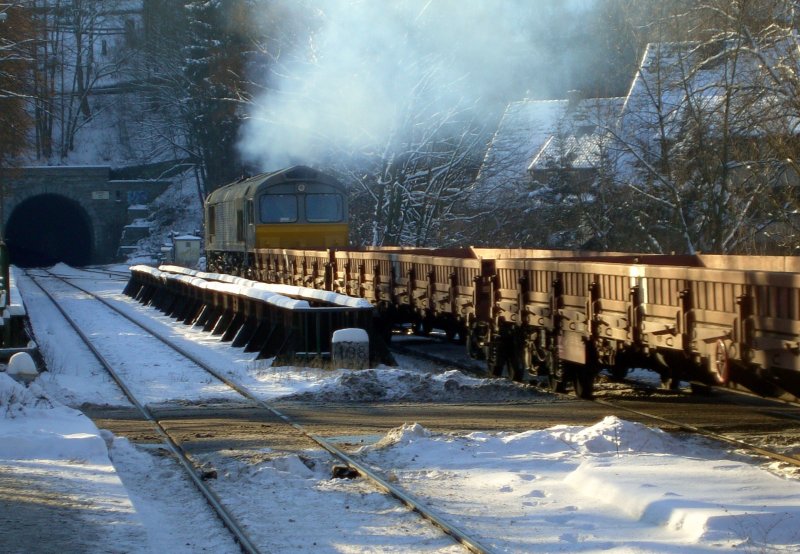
(125, 19, 137, 47)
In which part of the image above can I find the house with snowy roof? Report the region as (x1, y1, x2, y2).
(473, 91, 624, 208)
(527, 95, 625, 184)
(474, 37, 800, 252)
(472, 98, 569, 203)
(478, 38, 800, 197)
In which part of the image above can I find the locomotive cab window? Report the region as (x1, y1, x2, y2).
(306, 194, 343, 222)
(246, 200, 254, 226)
(260, 194, 298, 223)
(236, 209, 244, 241)
(208, 206, 216, 236)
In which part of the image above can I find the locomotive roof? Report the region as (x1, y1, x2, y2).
(205, 165, 341, 204)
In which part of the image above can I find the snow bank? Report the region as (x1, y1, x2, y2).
(0, 373, 110, 463)
(360, 418, 800, 551)
(0, 372, 52, 417)
(552, 414, 690, 455)
(561, 417, 800, 544)
(373, 422, 432, 449)
(280, 368, 547, 402)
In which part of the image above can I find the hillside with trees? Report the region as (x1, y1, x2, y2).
(3, 0, 800, 254)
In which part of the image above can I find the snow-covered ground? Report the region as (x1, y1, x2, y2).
(2, 266, 800, 553)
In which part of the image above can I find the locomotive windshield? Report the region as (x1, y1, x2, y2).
(259, 191, 344, 223)
(260, 194, 298, 223)
(306, 194, 343, 222)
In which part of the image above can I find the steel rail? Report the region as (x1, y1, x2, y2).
(25, 271, 263, 554)
(592, 397, 800, 468)
(40, 269, 497, 554)
(47, 270, 129, 282)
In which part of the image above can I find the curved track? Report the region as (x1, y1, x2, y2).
(28, 268, 495, 554)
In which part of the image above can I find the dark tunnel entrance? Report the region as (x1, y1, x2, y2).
(5, 194, 94, 267)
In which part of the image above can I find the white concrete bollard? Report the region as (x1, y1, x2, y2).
(331, 328, 369, 369)
(7, 352, 39, 385)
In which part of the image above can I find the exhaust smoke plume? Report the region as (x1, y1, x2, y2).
(239, 0, 594, 171)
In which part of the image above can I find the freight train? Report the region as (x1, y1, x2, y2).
(204, 168, 800, 400)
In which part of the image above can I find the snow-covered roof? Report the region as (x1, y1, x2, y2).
(619, 39, 800, 147)
(618, 42, 700, 147)
(528, 97, 625, 172)
(474, 95, 626, 197)
(473, 99, 568, 198)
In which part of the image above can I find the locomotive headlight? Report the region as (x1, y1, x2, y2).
(297, 184, 306, 192)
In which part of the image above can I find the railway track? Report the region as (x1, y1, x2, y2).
(394, 335, 800, 471)
(26, 268, 496, 554)
(62, 265, 131, 280)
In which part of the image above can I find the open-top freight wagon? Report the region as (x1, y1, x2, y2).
(240, 247, 800, 400)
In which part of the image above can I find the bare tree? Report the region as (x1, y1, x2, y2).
(25, 0, 138, 160)
(0, 1, 33, 168)
(337, 57, 491, 248)
(605, 0, 798, 254)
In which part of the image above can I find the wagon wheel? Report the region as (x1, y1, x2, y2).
(413, 317, 433, 337)
(572, 365, 595, 399)
(609, 366, 628, 381)
(709, 339, 730, 385)
(490, 356, 512, 380)
(488, 342, 503, 377)
(445, 322, 465, 343)
(466, 326, 485, 360)
(500, 350, 526, 382)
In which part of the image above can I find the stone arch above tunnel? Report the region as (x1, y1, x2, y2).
(5, 193, 94, 267)
(0, 166, 171, 265)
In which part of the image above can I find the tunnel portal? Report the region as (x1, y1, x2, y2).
(5, 194, 94, 267)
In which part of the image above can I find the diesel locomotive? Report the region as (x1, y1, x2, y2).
(205, 166, 348, 276)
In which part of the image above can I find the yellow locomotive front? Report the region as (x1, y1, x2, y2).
(254, 171, 348, 249)
(205, 166, 348, 274)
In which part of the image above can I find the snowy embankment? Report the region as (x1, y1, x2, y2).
(1, 265, 799, 552)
